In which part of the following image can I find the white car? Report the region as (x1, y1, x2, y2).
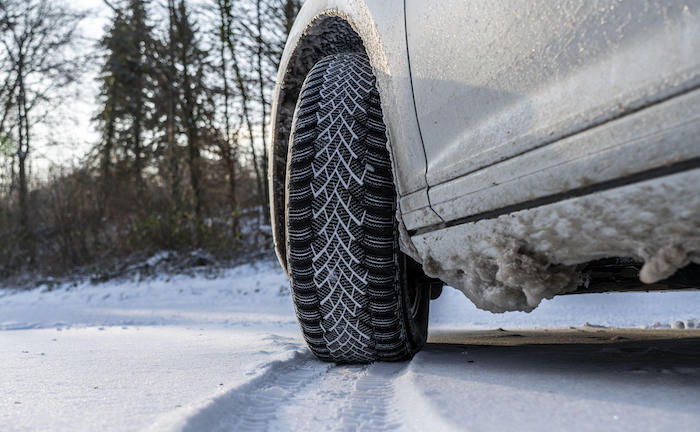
(267, 0, 700, 363)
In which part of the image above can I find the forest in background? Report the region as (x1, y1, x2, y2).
(0, 0, 302, 283)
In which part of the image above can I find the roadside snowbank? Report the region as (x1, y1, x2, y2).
(0, 258, 293, 331)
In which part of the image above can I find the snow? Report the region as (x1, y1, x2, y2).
(415, 170, 700, 313)
(1, 257, 700, 431)
(0, 260, 293, 331)
(430, 284, 700, 330)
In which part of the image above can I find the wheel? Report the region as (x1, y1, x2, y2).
(285, 52, 429, 363)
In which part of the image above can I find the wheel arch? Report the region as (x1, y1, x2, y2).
(269, 1, 426, 274)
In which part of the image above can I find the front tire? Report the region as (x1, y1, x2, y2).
(285, 53, 429, 363)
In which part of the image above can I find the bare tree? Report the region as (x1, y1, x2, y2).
(166, 0, 214, 236)
(0, 22, 17, 198)
(216, 0, 265, 222)
(254, 0, 271, 224)
(216, 2, 240, 222)
(217, 0, 301, 224)
(0, 0, 85, 253)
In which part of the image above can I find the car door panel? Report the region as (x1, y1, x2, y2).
(405, 0, 700, 222)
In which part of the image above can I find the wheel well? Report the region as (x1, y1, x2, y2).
(271, 15, 366, 270)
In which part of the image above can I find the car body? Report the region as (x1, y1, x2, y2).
(269, 0, 700, 314)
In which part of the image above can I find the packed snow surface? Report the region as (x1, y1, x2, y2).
(1, 257, 699, 431)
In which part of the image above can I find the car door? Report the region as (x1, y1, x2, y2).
(405, 0, 700, 225)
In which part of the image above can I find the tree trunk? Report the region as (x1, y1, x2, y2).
(101, 89, 115, 214)
(167, 0, 181, 213)
(221, 142, 238, 235)
(228, 36, 263, 223)
(132, 0, 146, 193)
(219, 18, 238, 227)
(255, 0, 270, 224)
(217, 0, 264, 222)
(178, 2, 203, 230)
(133, 90, 144, 189)
(16, 48, 33, 259)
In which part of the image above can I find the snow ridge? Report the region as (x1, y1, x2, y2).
(149, 352, 414, 432)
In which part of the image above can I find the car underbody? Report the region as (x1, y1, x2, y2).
(413, 169, 700, 312)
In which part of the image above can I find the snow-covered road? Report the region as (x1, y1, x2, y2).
(2, 258, 699, 431)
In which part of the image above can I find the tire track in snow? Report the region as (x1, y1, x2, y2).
(335, 362, 407, 431)
(172, 352, 411, 432)
(178, 351, 331, 432)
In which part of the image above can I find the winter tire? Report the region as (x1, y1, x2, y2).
(285, 53, 429, 363)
